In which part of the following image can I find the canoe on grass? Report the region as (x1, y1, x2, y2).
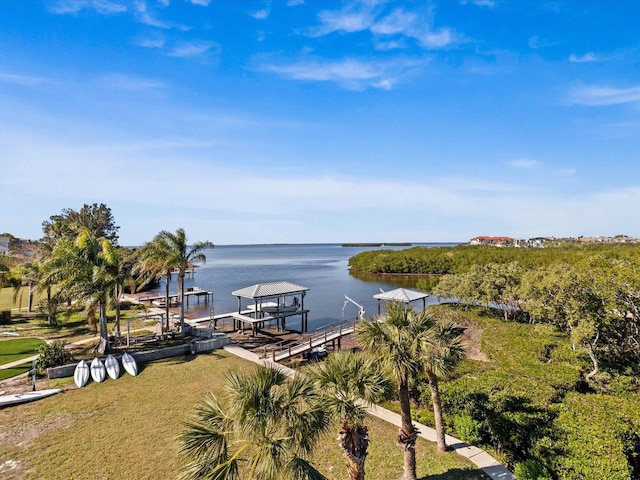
(0, 389, 63, 408)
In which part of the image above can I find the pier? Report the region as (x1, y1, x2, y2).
(134, 287, 213, 307)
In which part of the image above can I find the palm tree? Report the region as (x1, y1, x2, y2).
(41, 229, 119, 354)
(308, 351, 389, 480)
(178, 364, 328, 480)
(420, 320, 466, 452)
(356, 302, 435, 480)
(137, 228, 213, 335)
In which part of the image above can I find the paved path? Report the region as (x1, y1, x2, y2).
(223, 344, 515, 480)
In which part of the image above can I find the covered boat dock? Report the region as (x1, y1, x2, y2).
(373, 288, 430, 314)
(231, 281, 310, 335)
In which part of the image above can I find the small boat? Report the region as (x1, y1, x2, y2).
(122, 352, 138, 377)
(74, 359, 90, 388)
(104, 354, 120, 380)
(0, 389, 63, 408)
(90, 357, 106, 383)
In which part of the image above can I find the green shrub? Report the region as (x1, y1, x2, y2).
(513, 459, 551, 480)
(36, 341, 72, 372)
(453, 413, 482, 444)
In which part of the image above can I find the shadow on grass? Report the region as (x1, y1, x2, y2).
(419, 468, 490, 480)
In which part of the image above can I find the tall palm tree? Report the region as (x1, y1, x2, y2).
(356, 302, 435, 480)
(137, 228, 213, 335)
(178, 364, 329, 480)
(41, 229, 119, 354)
(309, 351, 389, 480)
(420, 320, 466, 452)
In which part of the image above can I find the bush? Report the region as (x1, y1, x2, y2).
(36, 341, 72, 372)
(514, 459, 551, 480)
(0, 310, 10, 325)
(453, 413, 482, 444)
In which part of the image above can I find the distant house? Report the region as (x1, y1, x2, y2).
(469, 236, 515, 247)
(0, 236, 9, 256)
(529, 237, 553, 248)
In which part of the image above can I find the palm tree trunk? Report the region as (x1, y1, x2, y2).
(28, 282, 34, 313)
(179, 272, 186, 337)
(398, 382, 418, 480)
(114, 284, 121, 337)
(164, 271, 171, 332)
(98, 300, 109, 355)
(428, 373, 447, 452)
(339, 424, 369, 480)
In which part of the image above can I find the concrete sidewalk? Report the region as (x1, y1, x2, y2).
(223, 344, 516, 480)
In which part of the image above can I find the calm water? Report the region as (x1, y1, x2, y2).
(153, 243, 455, 332)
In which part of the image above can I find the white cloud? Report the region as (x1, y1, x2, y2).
(569, 52, 601, 63)
(371, 9, 417, 36)
(250, 9, 270, 20)
(169, 40, 220, 58)
(134, 34, 166, 48)
(287, 0, 304, 6)
(0, 72, 48, 87)
(309, 3, 460, 50)
(260, 56, 428, 91)
(568, 84, 640, 106)
(100, 73, 165, 90)
(509, 159, 538, 169)
(49, 0, 127, 15)
(528, 35, 558, 49)
(189, 0, 211, 6)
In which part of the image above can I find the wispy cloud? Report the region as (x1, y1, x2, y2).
(287, 0, 304, 6)
(250, 9, 270, 20)
(260, 56, 428, 91)
(309, 3, 461, 50)
(134, 34, 166, 48)
(528, 35, 558, 50)
(568, 84, 640, 106)
(168, 40, 220, 58)
(461, 0, 496, 7)
(48, 0, 127, 15)
(0, 72, 48, 87)
(509, 159, 539, 169)
(100, 73, 165, 90)
(569, 52, 601, 63)
(557, 168, 576, 177)
(189, 0, 211, 6)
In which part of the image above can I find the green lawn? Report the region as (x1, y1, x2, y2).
(0, 350, 487, 480)
(0, 338, 45, 366)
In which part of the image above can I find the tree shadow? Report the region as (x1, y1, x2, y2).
(419, 468, 490, 480)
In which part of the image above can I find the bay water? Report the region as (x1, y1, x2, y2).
(154, 243, 454, 332)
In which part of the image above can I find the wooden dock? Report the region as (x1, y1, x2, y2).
(132, 287, 213, 306)
(259, 319, 358, 362)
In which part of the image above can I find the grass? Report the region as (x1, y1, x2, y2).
(0, 364, 32, 381)
(0, 350, 487, 480)
(0, 338, 45, 366)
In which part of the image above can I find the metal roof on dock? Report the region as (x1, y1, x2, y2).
(373, 288, 429, 303)
(232, 281, 309, 299)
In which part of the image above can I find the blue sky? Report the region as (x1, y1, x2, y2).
(2, 0, 640, 245)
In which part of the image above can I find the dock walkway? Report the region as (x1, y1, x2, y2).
(259, 320, 357, 362)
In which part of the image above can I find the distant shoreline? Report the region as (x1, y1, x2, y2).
(341, 242, 412, 247)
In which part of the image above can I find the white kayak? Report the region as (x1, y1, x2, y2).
(74, 359, 90, 388)
(104, 354, 120, 380)
(90, 357, 106, 383)
(0, 388, 63, 408)
(122, 352, 138, 376)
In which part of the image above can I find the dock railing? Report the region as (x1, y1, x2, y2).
(259, 317, 363, 362)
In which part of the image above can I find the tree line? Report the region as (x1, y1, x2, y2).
(1, 203, 213, 354)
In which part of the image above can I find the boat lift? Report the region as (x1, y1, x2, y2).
(343, 295, 365, 320)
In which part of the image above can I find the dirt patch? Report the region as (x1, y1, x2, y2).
(458, 318, 489, 362)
